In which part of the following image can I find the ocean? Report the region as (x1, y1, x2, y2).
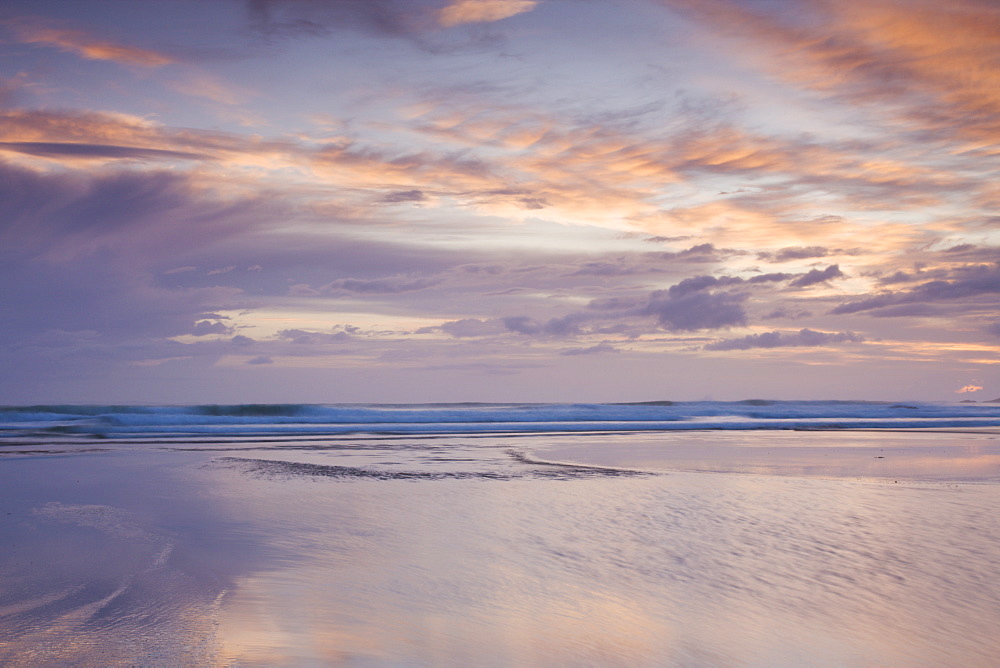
(2, 401, 999, 665)
(4, 399, 1000, 437)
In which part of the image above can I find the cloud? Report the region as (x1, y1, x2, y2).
(569, 244, 741, 277)
(429, 318, 507, 337)
(865, 304, 942, 318)
(191, 320, 233, 336)
(381, 189, 428, 203)
(245, 0, 430, 38)
(747, 272, 794, 284)
(0, 109, 260, 163)
(757, 246, 830, 262)
(570, 260, 648, 277)
(0, 161, 269, 365)
(956, 384, 984, 394)
(704, 328, 865, 351)
(502, 314, 589, 337)
(789, 264, 844, 287)
(670, 243, 731, 262)
(242, 0, 530, 53)
(207, 266, 237, 276)
(276, 329, 354, 344)
(661, 0, 1000, 145)
(438, 0, 538, 27)
(987, 322, 1000, 338)
(0, 142, 207, 161)
(324, 275, 441, 295)
(246, 355, 274, 365)
(832, 263, 1000, 315)
(560, 342, 621, 356)
(11, 23, 174, 67)
(0, 162, 259, 260)
(640, 289, 747, 331)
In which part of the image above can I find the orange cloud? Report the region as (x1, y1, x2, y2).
(14, 24, 174, 67)
(661, 0, 1000, 145)
(438, 0, 537, 28)
(956, 384, 984, 393)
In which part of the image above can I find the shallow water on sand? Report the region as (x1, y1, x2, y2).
(2, 430, 1000, 666)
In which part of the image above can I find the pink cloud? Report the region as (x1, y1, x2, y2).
(438, 0, 538, 27)
(13, 23, 174, 67)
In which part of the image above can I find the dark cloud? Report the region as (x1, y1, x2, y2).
(832, 264, 1000, 315)
(644, 235, 692, 244)
(664, 242, 731, 263)
(747, 271, 794, 284)
(866, 304, 943, 318)
(560, 343, 621, 356)
(570, 245, 746, 277)
(987, 322, 1000, 338)
(790, 264, 843, 287)
(325, 275, 441, 294)
(276, 329, 353, 344)
(155, 234, 474, 298)
(666, 274, 745, 297)
(246, 355, 274, 364)
(246, 0, 435, 39)
(704, 328, 865, 351)
(0, 162, 258, 256)
(0, 142, 208, 161)
(877, 270, 915, 285)
(0, 109, 270, 159)
(244, 0, 514, 53)
(640, 289, 747, 331)
(757, 246, 829, 262)
(581, 268, 839, 334)
(0, 163, 258, 349)
(500, 313, 590, 337)
(191, 320, 233, 336)
(429, 318, 507, 338)
(571, 260, 647, 277)
(939, 244, 1000, 262)
(381, 189, 428, 203)
(587, 296, 644, 311)
(761, 307, 812, 320)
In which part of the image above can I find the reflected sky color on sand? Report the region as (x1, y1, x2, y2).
(2, 429, 1000, 665)
(534, 428, 1000, 480)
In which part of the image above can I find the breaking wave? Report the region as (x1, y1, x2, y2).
(1, 401, 998, 438)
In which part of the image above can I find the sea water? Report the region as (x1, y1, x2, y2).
(2, 400, 999, 437)
(1, 402, 999, 665)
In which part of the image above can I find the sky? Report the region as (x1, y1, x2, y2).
(0, 0, 997, 404)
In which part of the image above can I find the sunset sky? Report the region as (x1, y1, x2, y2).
(1, 0, 997, 404)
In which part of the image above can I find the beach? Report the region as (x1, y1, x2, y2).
(2, 413, 1000, 666)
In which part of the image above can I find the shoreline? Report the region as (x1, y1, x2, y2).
(2, 426, 1000, 664)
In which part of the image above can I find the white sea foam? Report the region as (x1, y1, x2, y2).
(1, 401, 998, 437)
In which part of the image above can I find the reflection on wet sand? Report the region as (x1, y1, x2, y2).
(203, 434, 1000, 665)
(1, 429, 999, 665)
(532, 429, 1000, 480)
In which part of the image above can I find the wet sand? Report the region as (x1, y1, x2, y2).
(2, 429, 1000, 665)
(529, 428, 1000, 480)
